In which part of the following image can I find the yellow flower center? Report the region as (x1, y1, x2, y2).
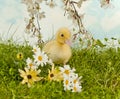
(64, 70, 69, 75)
(73, 79, 77, 84)
(17, 53, 23, 59)
(29, 63, 33, 67)
(65, 80, 69, 85)
(73, 86, 77, 92)
(38, 56, 42, 61)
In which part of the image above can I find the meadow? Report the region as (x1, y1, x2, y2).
(0, 39, 120, 99)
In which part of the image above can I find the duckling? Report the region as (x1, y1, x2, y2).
(43, 27, 72, 65)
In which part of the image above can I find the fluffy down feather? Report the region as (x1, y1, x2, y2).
(43, 27, 72, 64)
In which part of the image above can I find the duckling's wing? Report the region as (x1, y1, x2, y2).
(43, 40, 56, 53)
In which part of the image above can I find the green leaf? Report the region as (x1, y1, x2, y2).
(96, 39, 106, 47)
(111, 37, 117, 40)
(104, 38, 108, 41)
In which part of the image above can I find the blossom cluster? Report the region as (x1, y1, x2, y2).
(104, 38, 120, 52)
(22, 0, 58, 45)
(18, 45, 53, 87)
(100, 0, 113, 8)
(18, 46, 82, 92)
(60, 65, 82, 92)
(62, 0, 93, 49)
(22, 0, 45, 44)
(63, 0, 85, 25)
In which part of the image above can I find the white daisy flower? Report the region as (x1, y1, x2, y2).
(26, 57, 37, 70)
(63, 73, 75, 90)
(59, 65, 75, 77)
(63, 73, 82, 92)
(60, 64, 82, 92)
(71, 75, 82, 92)
(68, 73, 78, 80)
(33, 50, 48, 67)
(63, 78, 73, 91)
(32, 45, 41, 54)
(72, 83, 82, 92)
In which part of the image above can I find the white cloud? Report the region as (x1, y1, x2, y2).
(0, 0, 30, 43)
(77, 0, 92, 14)
(83, 15, 98, 28)
(101, 11, 120, 32)
(0, 0, 72, 43)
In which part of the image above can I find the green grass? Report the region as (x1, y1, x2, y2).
(0, 42, 120, 99)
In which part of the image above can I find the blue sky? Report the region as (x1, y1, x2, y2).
(83, 0, 120, 39)
(0, 0, 120, 44)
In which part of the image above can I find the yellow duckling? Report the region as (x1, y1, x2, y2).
(43, 27, 72, 65)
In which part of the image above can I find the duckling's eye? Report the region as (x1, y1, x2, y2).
(61, 34, 64, 37)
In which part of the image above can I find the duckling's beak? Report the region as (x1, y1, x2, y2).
(65, 39, 72, 46)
